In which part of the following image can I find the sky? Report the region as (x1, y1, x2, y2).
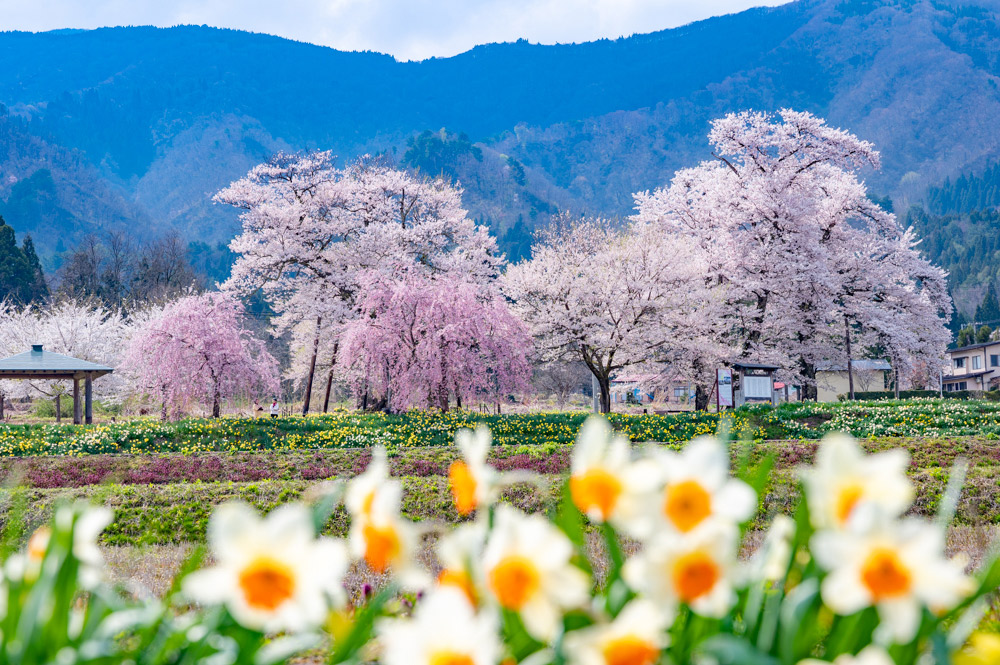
(0, 0, 792, 61)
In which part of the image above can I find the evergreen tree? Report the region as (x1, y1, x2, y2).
(975, 287, 1000, 325)
(977, 324, 994, 344)
(0, 216, 32, 303)
(21, 235, 49, 303)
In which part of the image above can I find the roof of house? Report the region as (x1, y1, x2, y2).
(817, 359, 892, 372)
(943, 371, 990, 382)
(948, 341, 1000, 354)
(732, 362, 780, 371)
(0, 345, 113, 376)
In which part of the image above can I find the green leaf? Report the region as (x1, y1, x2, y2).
(779, 577, 821, 664)
(501, 608, 546, 662)
(552, 481, 586, 548)
(328, 587, 394, 665)
(697, 634, 780, 665)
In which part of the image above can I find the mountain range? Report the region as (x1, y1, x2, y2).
(1, 0, 1000, 284)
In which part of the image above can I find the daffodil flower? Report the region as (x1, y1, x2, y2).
(377, 587, 500, 665)
(182, 503, 349, 633)
(812, 517, 973, 643)
(800, 434, 913, 530)
(481, 505, 589, 641)
(562, 598, 671, 665)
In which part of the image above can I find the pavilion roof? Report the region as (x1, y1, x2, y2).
(0, 345, 113, 377)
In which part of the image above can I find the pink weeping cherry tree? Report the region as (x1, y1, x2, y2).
(338, 274, 531, 412)
(122, 293, 280, 419)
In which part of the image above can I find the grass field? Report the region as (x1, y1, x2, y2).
(0, 400, 997, 584)
(1, 434, 998, 547)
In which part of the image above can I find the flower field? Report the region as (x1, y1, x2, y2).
(4, 419, 999, 665)
(4, 398, 1000, 457)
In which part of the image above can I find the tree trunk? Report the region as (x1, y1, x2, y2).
(161, 399, 168, 422)
(302, 316, 322, 416)
(0, 391, 5, 421)
(894, 361, 900, 400)
(798, 357, 818, 401)
(322, 368, 334, 412)
(212, 383, 221, 418)
(597, 374, 611, 413)
(322, 343, 339, 413)
(56, 394, 61, 424)
(695, 383, 710, 411)
(844, 316, 855, 400)
(455, 392, 462, 409)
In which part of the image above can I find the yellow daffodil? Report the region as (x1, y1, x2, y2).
(182, 502, 348, 633)
(800, 434, 913, 530)
(812, 518, 972, 643)
(377, 587, 500, 665)
(569, 417, 658, 532)
(562, 598, 671, 665)
(481, 505, 589, 641)
(955, 632, 1000, 665)
(623, 520, 739, 618)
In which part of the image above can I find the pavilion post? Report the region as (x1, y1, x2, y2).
(73, 377, 82, 425)
(85, 373, 93, 424)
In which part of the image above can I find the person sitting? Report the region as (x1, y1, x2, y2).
(269, 399, 279, 419)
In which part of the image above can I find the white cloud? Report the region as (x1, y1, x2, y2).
(0, 0, 792, 61)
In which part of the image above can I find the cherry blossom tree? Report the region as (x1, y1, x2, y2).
(338, 275, 531, 412)
(216, 153, 500, 414)
(122, 293, 279, 419)
(502, 216, 702, 413)
(633, 109, 951, 397)
(0, 300, 130, 417)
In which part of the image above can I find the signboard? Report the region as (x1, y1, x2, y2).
(717, 368, 733, 408)
(743, 375, 773, 400)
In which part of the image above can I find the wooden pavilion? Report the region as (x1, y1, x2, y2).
(0, 345, 113, 424)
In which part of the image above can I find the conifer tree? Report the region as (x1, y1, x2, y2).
(21, 235, 49, 303)
(0, 216, 32, 304)
(975, 287, 1000, 325)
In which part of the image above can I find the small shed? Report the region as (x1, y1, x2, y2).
(0, 345, 113, 424)
(732, 362, 779, 407)
(815, 359, 892, 402)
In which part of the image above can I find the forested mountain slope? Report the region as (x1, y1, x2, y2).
(0, 0, 999, 277)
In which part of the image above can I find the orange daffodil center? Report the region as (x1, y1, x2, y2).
(449, 461, 478, 516)
(363, 523, 402, 574)
(238, 556, 296, 610)
(488, 555, 540, 609)
(835, 482, 866, 526)
(663, 480, 712, 532)
(671, 550, 721, 603)
(860, 547, 912, 601)
(602, 636, 660, 665)
(570, 468, 623, 520)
